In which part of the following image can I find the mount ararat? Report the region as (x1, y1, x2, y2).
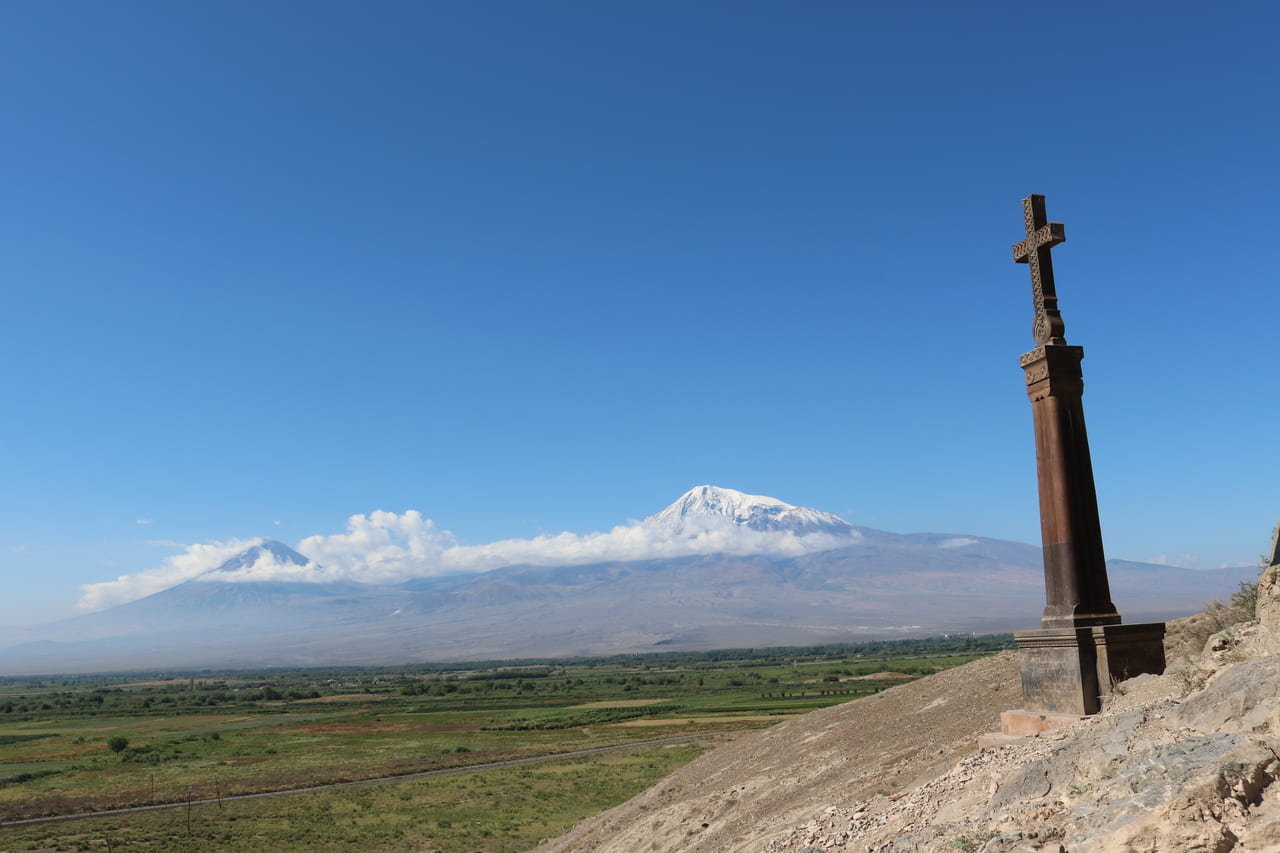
(0, 487, 1253, 674)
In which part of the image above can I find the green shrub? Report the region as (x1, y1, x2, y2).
(1232, 580, 1259, 612)
(0, 768, 61, 786)
(0, 733, 58, 746)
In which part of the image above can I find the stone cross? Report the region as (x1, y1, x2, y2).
(1013, 194, 1067, 346)
(1013, 195, 1118, 631)
(1004, 194, 1165, 722)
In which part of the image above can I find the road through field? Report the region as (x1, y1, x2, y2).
(0, 733, 709, 828)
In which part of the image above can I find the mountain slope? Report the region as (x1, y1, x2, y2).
(0, 490, 1257, 674)
(532, 651, 1023, 853)
(0, 542, 1251, 674)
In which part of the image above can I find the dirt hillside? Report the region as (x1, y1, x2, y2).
(532, 592, 1277, 853)
(530, 652, 1020, 853)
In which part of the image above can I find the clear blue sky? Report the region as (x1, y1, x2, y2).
(2, 1, 1276, 625)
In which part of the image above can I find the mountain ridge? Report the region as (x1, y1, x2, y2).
(0, 549, 1252, 675)
(0, 487, 1256, 674)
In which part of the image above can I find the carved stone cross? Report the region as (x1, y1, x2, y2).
(1013, 194, 1067, 346)
(1004, 193, 1165, 723)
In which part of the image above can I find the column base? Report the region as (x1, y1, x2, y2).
(1014, 622, 1166, 716)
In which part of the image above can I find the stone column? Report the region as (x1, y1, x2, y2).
(1020, 344, 1119, 629)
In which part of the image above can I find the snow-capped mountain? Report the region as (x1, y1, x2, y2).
(199, 539, 311, 579)
(646, 485, 858, 536)
(0, 486, 1256, 673)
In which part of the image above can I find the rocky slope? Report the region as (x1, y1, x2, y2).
(532, 569, 1280, 853)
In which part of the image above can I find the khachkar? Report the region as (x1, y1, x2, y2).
(1007, 195, 1166, 723)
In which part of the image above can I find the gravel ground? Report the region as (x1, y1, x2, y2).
(530, 610, 1266, 853)
(530, 652, 1021, 853)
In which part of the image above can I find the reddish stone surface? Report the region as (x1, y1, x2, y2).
(1020, 344, 1119, 629)
(998, 708, 1083, 737)
(1010, 195, 1164, 717)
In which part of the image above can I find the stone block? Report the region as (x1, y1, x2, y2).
(1015, 622, 1165, 716)
(998, 709, 1083, 737)
(1094, 621, 1166, 687)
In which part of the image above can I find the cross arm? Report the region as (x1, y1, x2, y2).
(1013, 222, 1066, 263)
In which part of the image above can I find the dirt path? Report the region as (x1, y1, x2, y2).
(0, 734, 710, 829)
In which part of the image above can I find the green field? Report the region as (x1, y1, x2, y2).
(0, 636, 1010, 852)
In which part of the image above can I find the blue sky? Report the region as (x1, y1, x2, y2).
(2, 1, 1276, 625)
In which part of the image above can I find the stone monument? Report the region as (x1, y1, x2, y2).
(1003, 195, 1166, 732)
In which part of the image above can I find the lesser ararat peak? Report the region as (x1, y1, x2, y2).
(200, 539, 311, 577)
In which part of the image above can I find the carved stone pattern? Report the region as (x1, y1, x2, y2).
(1033, 314, 1050, 346)
(1020, 347, 1046, 368)
(1013, 630, 1086, 649)
(1024, 363, 1050, 385)
(1013, 196, 1066, 345)
(1013, 225, 1062, 261)
(1024, 202, 1049, 342)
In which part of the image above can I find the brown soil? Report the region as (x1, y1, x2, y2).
(530, 651, 1020, 853)
(529, 612, 1249, 853)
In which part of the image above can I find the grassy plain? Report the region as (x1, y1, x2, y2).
(0, 636, 1010, 852)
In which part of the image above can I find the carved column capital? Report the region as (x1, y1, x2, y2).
(1021, 345, 1084, 402)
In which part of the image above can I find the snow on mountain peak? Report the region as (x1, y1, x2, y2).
(646, 485, 856, 536)
(199, 539, 312, 578)
(83, 490, 860, 611)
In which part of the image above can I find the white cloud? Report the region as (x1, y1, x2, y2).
(938, 537, 977, 549)
(136, 519, 154, 526)
(296, 510, 859, 583)
(79, 539, 266, 611)
(77, 510, 861, 611)
(295, 510, 456, 582)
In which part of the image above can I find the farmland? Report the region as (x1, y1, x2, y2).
(0, 635, 1010, 852)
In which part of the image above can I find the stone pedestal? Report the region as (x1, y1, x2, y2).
(1014, 623, 1166, 716)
